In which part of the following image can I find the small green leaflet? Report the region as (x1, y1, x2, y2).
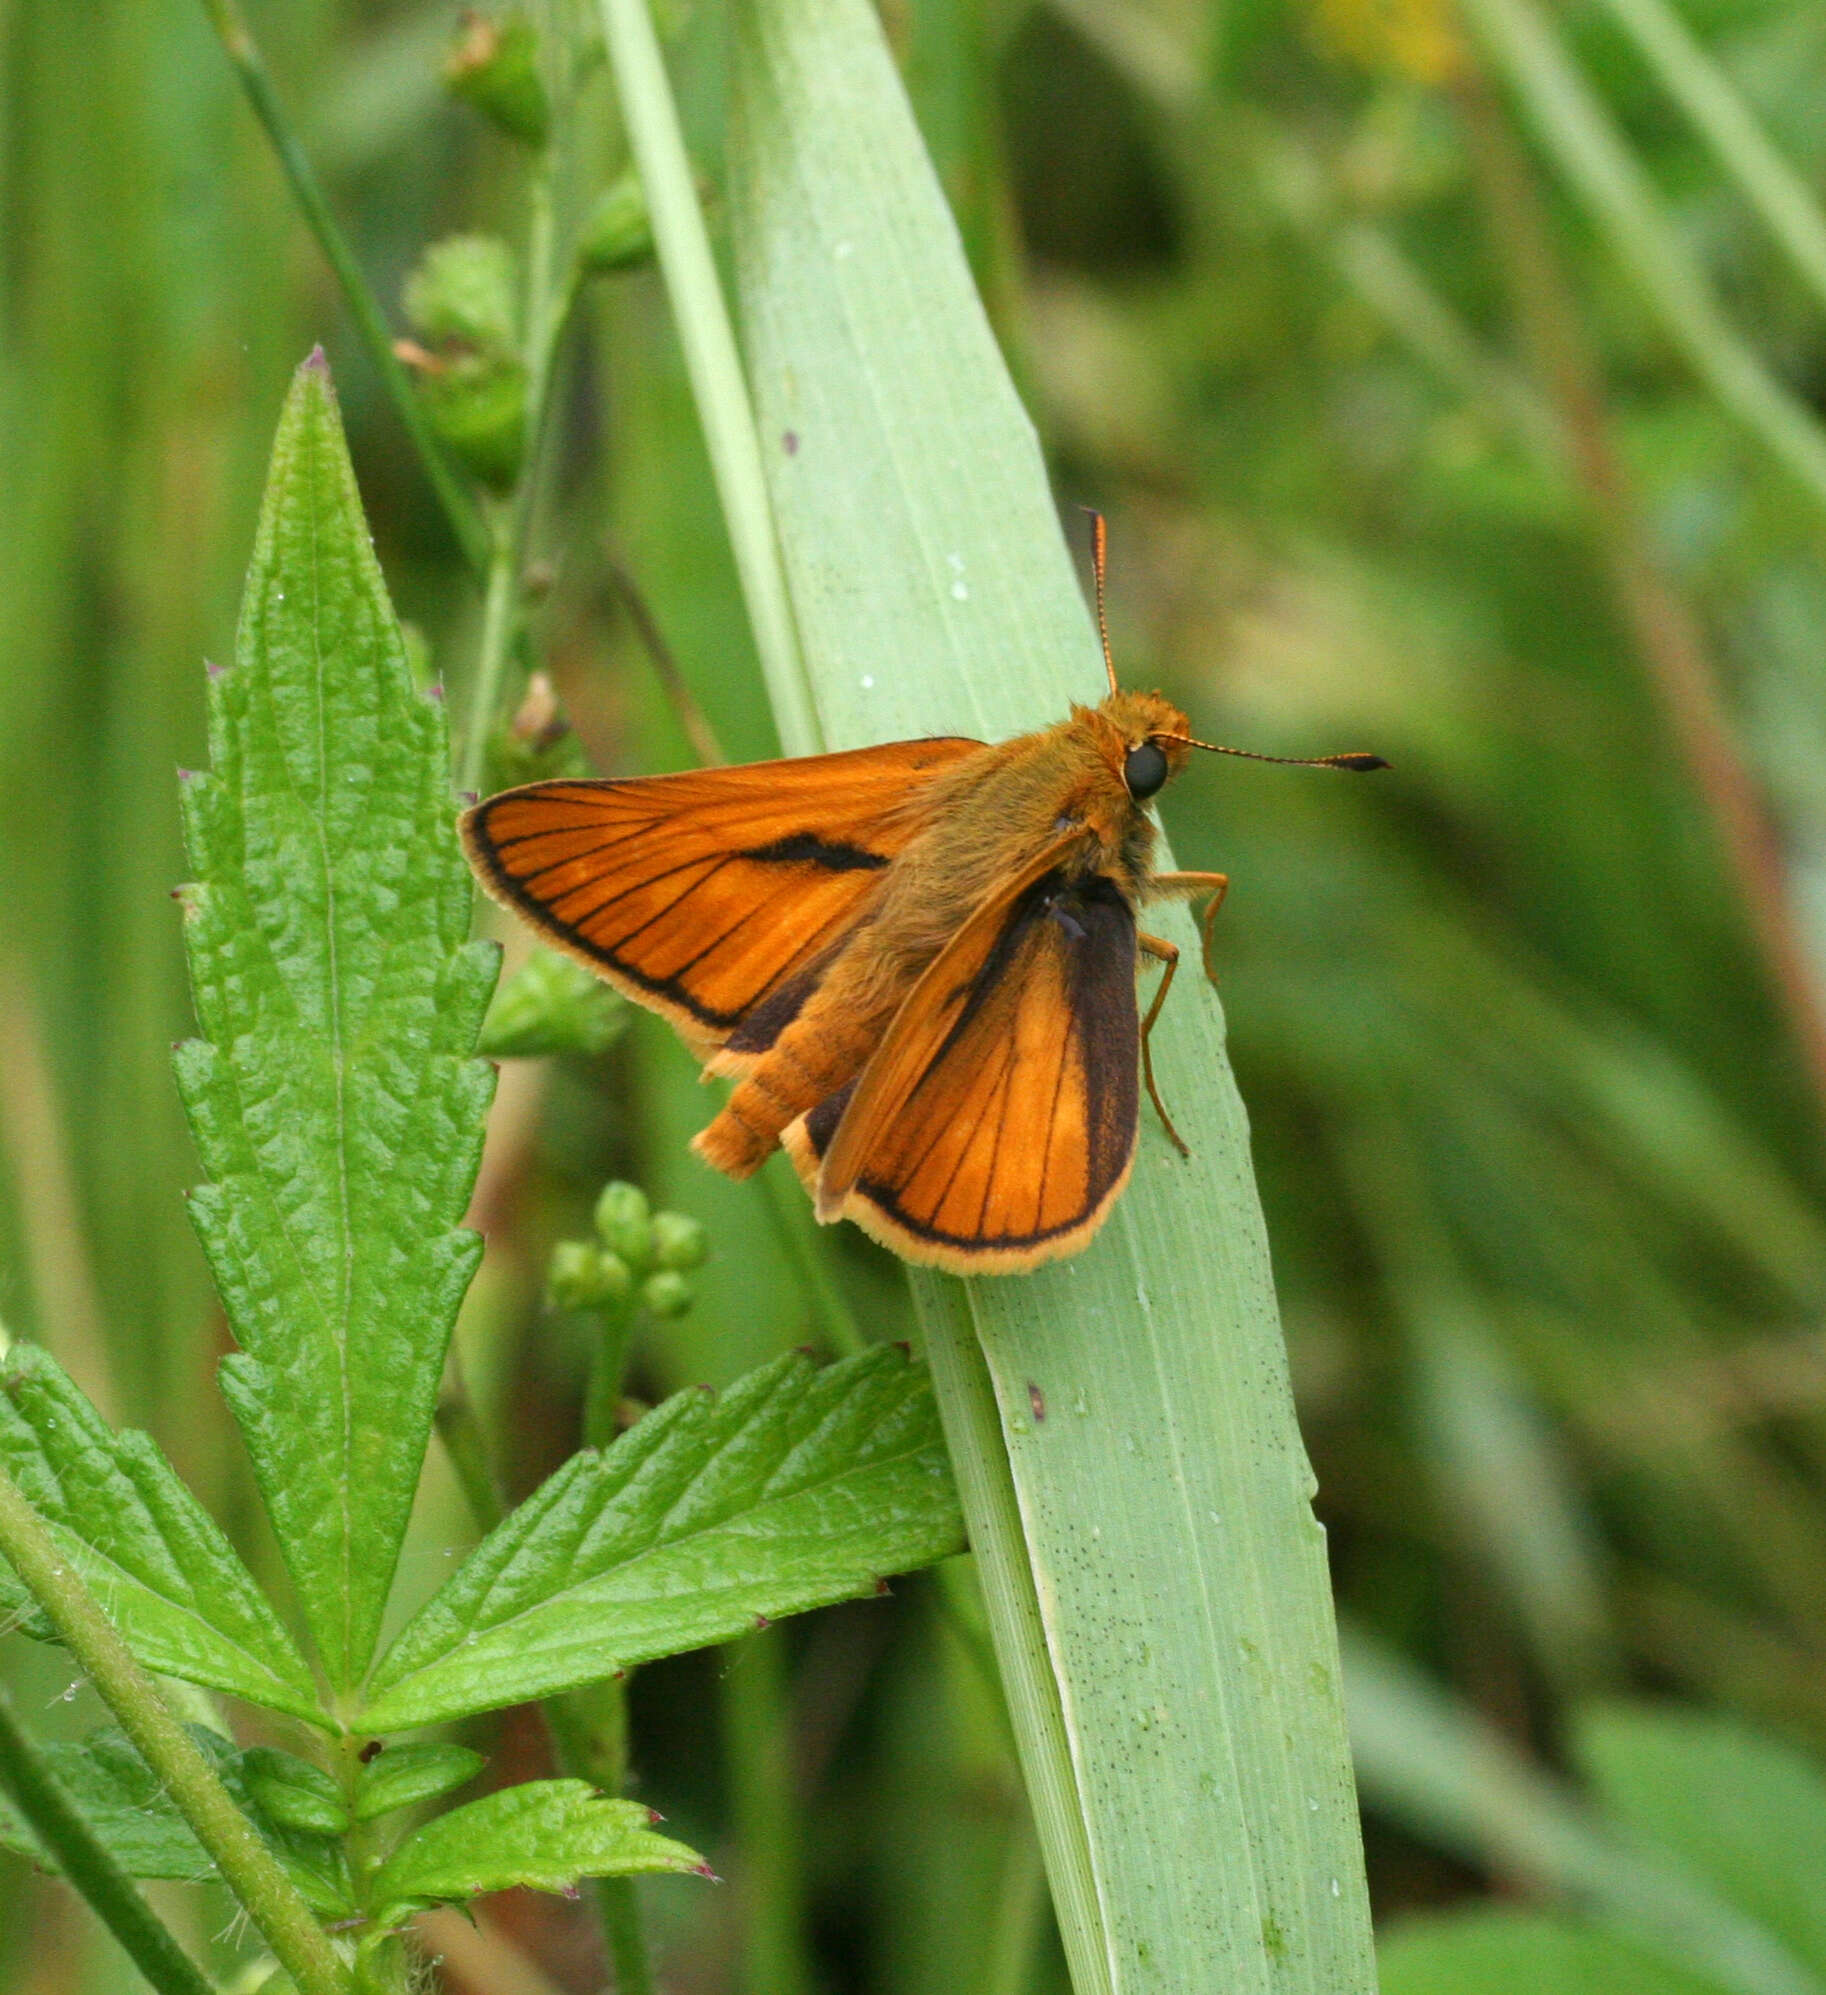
(0, 1727, 219, 1882)
(367, 1780, 706, 1928)
(0, 1343, 316, 1721)
(361, 1346, 964, 1731)
(240, 1748, 350, 1836)
(352, 1742, 484, 1821)
(173, 354, 498, 1693)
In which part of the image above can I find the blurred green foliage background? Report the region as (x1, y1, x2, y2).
(4, 0, 1826, 1988)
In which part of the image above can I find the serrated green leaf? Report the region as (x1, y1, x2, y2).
(0, 1344, 317, 1722)
(174, 354, 498, 1691)
(1379, 1909, 1737, 1995)
(369, 1779, 703, 1926)
(1575, 1707, 1826, 1982)
(361, 1346, 962, 1730)
(0, 1725, 347, 1907)
(352, 1742, 484, 1822)
(0, 1727, 215, 1881)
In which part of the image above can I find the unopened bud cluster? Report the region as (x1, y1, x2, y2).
(547, 1181, 708, 1320)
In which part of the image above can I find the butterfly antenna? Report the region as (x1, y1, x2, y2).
(1159, 734, 1389, 773)
(1083, 508, 1120, 695)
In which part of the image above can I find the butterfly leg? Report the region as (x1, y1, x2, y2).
(1137, 932, 1191, 1159)
(1149, 871, 1229, 983)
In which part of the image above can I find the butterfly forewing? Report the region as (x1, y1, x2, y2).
(791, 834, 1141, 1273)
(461, 740, 981, 1045)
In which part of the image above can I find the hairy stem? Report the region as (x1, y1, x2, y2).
(0, 1460, 350, 1995)
(0, 1679, 216, 1995)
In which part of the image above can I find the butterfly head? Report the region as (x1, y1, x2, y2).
(1093, 688, 1196, 803)
(1084, 512, 1388, 792)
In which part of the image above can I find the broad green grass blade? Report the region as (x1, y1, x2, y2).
(724, 2, 1376, 1988)
(175, 355, 499, 1696)
(1573, 1707, 1826, 1981)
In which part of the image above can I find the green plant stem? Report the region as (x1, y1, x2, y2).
(1451, 63, 1826, 1126)
(594, 1875, 658, 1995)
(583, 1305, 636, 1450)
(754, 1156, 865, 1359)
(1589, 0, 1826, 322)
(542, 1692, 651, 1995)
(0, 1460, 350, 1995)
(1456, 0, 1826, 519)
(550, 1296, 655, 1995)
(461, 495, 521, 797)
(596, 0, 817, 752)
(722, 1627, 814, 1995)
(915, 1282, 1112, 1995)
(0, 1678, 216, 1995)
(197, 0, 490, 576)
(458, 174, 567, 795)
(439, 1407, 652, 1995)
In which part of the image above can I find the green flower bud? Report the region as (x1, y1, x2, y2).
(548, 1239, 633, 1311)
(641, 1269, 693, 1319)
(445, 11, 550, 149)
(241, 1748, 349, 1837)
(403, 234, 519, 354)
(416, 351, 526, 490)
(650, 1210, 708, 1271)
(478, 949, 627, 1059)
(578, 172, 654, 274)
(594, 1181, 653, 1266)
(400, 235, 525, 487)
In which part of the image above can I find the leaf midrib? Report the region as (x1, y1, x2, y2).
(296, 411, 357, 1674)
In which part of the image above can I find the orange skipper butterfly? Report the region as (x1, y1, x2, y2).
(462, 519, 1383, 1273)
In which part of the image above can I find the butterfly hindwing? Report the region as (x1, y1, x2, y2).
(461, 738, 983, 1048)
(788, 833, 1141, 1273)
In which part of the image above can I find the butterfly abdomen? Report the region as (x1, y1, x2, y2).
(695, 1016, 872, 1178)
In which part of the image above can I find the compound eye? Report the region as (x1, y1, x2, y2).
(1123, 740, 1169, 800)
